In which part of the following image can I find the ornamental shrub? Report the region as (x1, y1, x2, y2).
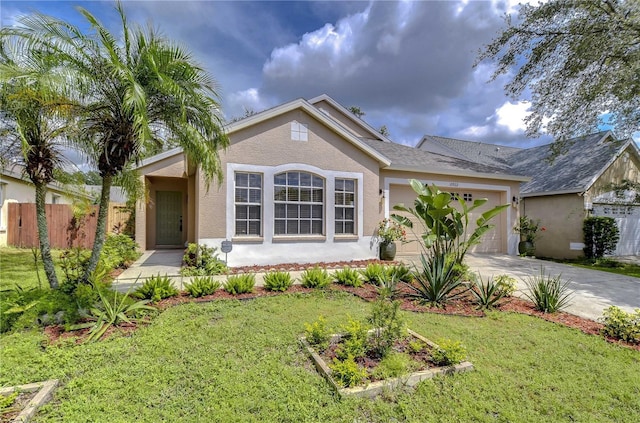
(304, 315, 331, 351)
(224, 274, 255, 295)
(360, 263, 386, 285)
(333, 267, 363, 287)
(181, 243, 227, 276)
(583, 217, 620, 259)
(329, 357, 367, 388)
(300, 266, 332, 289)
(135, 274, 179, 302)
(431, 338, 467, 366)
(263, 271, 293, 292)
(600, 306, 640, 343)
(184, 276, 221, 298)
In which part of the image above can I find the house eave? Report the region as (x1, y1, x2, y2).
(521, 189, 584, 198)
(384, 164, 530, 182)
(137, 147, 184, 170)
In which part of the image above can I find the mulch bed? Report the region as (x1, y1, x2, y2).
(43, 267, 640, 351)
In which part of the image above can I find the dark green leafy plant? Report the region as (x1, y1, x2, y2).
(135, 274, 179, 302)
(263, 271, 293, 292)
(368, 299, 405, 358)
(469, 275, 507, 310)
(599, 306, 640, 344)
(101, 233, 140, 269)
(583, 217, 620, 259)
(184, 276, 221, 298)
(494, 274, 517, 297)
(329, 357, 367, 388)
(407, 253, 466, 307)
(431, 338, 467, 366)
(224, 274, 255, 295)
(80, 288, 156, 343)
(522, 268, 572, 313)
(333, 267, 363, 287)
(304, 315, 331, 351)
(360, 263, 386, 285)
(300, 267, 332, 289)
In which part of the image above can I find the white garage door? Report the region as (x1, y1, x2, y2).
(593, 204, 640, 256)
(389, 184, 504, 255)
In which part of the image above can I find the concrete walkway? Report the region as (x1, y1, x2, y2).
(114, 250, 639, 321)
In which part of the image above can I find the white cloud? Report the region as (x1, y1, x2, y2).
(495, 101, 531, 132)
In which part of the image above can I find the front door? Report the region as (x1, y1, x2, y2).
(156, 191, 183, 246)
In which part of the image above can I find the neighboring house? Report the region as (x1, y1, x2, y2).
(0, 167, 76, 246)
(418, 131, 640, 258)
(135, 95, 527, 266)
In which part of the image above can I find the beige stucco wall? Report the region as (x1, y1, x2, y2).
(585, 144, 640, 203)
(0, 173, 74, 246)
(199, 108, 381, 240)
(521, 194, 586, 259)
(380, 169, 521, 255)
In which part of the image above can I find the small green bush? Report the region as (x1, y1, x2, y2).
(304, 315, 331, 351)
(184, 276, 221, 298)
(522, 268, 572, 313)
(263, 271, 293, 292)
(431, 339, 467, 366)
(469, 274, 507, 310)
(336, 318, 369, 360)
(180, 243, 227, 276)
(377, 272, 402, 300)
(224, 274, 255, 295)
(494, 274, 517, 297)
(333, 267, 363, 287)
(583, 217, 620, 259)
(600, 306, 640, 343)
(386, 264, 412, 283)
(360, 263, 386, 285)
(368, 299, 405, 358)
(102, 233, 140, 269)
(372, 352, 416, 380)
(135, 274, 179, 302)
(300, 267, 332, 289)
(329, 357, 367, 388)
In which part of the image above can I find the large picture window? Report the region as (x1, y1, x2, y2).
(274, 171, 324, 235)
(335, 178, 356, 234)
(235, 172, 262, 236)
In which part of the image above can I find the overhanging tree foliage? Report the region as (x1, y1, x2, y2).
(5, 1, 229, 282)
(478, 0, 640, 146)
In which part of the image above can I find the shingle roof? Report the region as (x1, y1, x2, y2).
(418, 135, 523, 168)
(508, 132, 628, 195)
(360, 138, 527, 178)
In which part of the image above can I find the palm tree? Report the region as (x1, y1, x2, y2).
(0, 41, 75, 289)
(6, 2, 229, 281)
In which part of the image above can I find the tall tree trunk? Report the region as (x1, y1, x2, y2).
(83, 174, 112, 282)
(35, 183, 59, 289)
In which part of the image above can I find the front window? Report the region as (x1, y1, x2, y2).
(274, 171, 323, 235)
(335, 179, 356, 234)
(235, 172, 262, 236)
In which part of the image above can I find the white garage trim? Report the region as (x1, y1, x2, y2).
(383, 177, 517, 255)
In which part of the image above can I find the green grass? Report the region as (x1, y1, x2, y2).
(0, 247, 64, 290)
(1, 292, 639, 422)
(553, 258, 640, 278)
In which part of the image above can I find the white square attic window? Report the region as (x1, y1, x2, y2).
(291, 121, 308, 141)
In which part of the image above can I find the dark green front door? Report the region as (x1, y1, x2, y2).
(156, 191, 182, 246)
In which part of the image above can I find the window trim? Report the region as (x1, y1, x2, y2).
(334, 178, 356, 235)
(273, 171, 325, 236)
(233, 171, 263, 237)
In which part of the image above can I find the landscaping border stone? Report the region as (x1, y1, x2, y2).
(301, 329, 473, 398)
(0, 379, 58, 423)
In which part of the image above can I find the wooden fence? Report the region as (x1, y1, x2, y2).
(6, 203, 130, 249)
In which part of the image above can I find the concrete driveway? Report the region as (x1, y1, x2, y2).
(462, 254, 639, 321)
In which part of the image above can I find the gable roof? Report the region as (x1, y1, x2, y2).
(307, 94, 392, 143)
(509, 131, 635, 196)
(361, 138, 529, 181)
(0, 166, 91, 199)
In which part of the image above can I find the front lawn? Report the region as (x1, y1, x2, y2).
(0, 247, 64, 290)
(1, 293, 639, 422)
(555, 258, 640, 278)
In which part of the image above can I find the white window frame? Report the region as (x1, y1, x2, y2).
(335, 178, 356, 235)
(291, 121, 308, 141)
(274, 171, 324, 236)
(0, 183, 5, 230)
(234, 172, 262, 236)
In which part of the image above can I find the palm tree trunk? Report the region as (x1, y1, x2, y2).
(83, 174, 112, 282)
(35, 183, 59, 289)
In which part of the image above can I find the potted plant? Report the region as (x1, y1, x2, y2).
(514, 216, 545, 256)
(377, 219, 406, 260)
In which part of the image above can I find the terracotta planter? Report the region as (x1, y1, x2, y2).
(518, 240, 535, 256)
(379, 241, 397, 261)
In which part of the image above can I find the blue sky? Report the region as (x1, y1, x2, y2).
(1, 0, 606, 149)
